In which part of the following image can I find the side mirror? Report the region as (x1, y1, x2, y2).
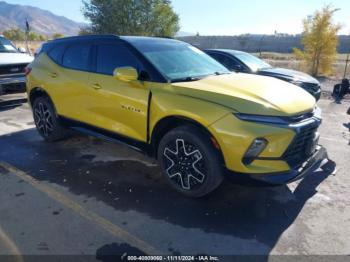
(113, 67, 138, 82)
(18, 47, 27, 53)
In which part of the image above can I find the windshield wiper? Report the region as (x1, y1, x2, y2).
(214, 71, 230, 75)
(171, 76, 201, 83)
(171, 72, 230, 83)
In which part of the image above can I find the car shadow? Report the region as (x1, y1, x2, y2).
(0, 129, 336, 257)
(0, 98, 27, 112)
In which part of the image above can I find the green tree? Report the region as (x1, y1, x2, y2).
(27, 31, 48, 41)
(2, 28, 26, 41)
(27, 32, 37, 41)
(38, 34, 48, 41)
(293, 5, 341, 76)
(2, 29, 47, 41)
(52, 33, 65, 39)
(82, 0, 180, 37)
(78, 27, 92, 35)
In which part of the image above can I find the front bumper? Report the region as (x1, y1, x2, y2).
(0, 75, 26, 93)
(209, 107, 323, 175)
(248, 145, 327, 184)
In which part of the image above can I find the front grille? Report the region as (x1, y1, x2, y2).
(301, 82, 320, 93)
(283, 123, 319, 168)
(0, 63, 27, 76)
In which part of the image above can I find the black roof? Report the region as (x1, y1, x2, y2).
(48, 34, 119, 44)
(47, 35, 180, 45)
(120, 36, 180, 44)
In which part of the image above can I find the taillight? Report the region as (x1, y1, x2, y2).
(24, 66, 32, 76)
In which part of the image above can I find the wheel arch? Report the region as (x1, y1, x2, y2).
(150, 115, 224, 164)
(29, 87, 57, 114)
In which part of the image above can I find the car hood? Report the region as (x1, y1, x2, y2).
(0, 52, 33, 66)
(171, 73, 316, 116)
(258, 67, 319, 84)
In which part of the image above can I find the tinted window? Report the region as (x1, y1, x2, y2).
(210, 53, 240, 70)
(48, 44, 66, 64)
(96, 43, 139, 75)
(62, 44, 91, 71)
(232, 52, 271, 71)
(0, 37, 17, 53)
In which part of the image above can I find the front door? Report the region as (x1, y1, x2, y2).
(86, 42, 150, 142)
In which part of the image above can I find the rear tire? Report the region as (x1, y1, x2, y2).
(33, 96, 68, 142)
(157, 125, 224, 198)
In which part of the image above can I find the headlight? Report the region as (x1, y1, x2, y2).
(243, 138, 268, 165)
(235, 113, 290, 125)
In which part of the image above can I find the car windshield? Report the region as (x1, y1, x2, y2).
(0, 37, 18, 53)
(234, 52, 272, 72)
(131, 39, 230, 82)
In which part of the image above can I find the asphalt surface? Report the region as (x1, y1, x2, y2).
(0, 93, 349, 261)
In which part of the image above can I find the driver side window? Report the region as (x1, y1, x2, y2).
(96, 43, 140, 75)
(211, 53, 241, 71)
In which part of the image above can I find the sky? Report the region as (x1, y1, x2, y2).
(5, 0, 350, 35)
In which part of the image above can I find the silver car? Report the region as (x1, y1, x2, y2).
(0, 36, 33, 95)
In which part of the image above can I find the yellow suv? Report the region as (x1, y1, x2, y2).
(26, 35, 326, 197)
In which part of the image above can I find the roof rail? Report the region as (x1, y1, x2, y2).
(50, 34, 119, 42)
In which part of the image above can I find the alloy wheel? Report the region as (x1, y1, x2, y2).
(163, 139, 206, 190)
(34, 102, 54, 137)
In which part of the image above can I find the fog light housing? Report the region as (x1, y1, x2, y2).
(243, 138, 268, 165)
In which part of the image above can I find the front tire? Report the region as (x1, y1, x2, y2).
(33, 96, 68, 142)
(157, 125, 224, 197)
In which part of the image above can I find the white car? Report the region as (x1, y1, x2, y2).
(0, 36, 33, 95)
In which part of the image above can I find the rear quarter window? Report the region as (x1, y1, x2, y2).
(47, 44, 66, 64)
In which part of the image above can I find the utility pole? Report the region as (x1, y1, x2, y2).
(344, 53, 349, 79)
(25, 18, 31, 55)
(258, 35, 265, 58)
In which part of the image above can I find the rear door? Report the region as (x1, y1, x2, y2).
(86, 41, 150, 142)
(48, 42, 94, 123)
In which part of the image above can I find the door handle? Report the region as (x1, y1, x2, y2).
(92, 83, 102, 90)
(50, 72, 58, 78)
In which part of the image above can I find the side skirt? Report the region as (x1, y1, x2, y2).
(59, 116, 153, 156)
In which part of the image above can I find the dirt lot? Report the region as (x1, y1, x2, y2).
(0, 93, 349, 261)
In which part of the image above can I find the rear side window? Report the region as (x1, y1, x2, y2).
(210, 53, 240, 70)
(62, 44, 91, 71)
(47, 45, 66, 64)
(96, 43, 139, 75)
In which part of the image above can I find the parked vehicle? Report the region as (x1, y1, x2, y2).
(27, 35, 326, 197)
(332, 78, 349, 99)
(0, 35, 33, 95)
(205, 49, 322, 101)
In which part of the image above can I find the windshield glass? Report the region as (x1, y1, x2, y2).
(0, 37, 18, 53)
(131, 39, 230, 82)
(234, 52, 271, 71)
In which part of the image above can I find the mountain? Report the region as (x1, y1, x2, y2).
(0, 1, 84, 36)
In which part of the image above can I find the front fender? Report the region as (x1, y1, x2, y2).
(149, 91, 231, 134)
